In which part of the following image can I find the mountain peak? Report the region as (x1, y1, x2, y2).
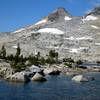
(87, 6, 100, 16)
(48, 7, 71, 21)
(55, 7, 68, 13)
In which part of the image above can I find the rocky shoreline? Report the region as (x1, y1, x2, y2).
(0, 59, 100, 83)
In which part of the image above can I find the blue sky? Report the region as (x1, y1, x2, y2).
(0, 0, 100, 32)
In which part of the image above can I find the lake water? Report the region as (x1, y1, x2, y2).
(81, 63, 100, 67)
(0, 73, 100, 100)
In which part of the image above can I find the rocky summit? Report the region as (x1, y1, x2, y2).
(0, 6, 100, 61)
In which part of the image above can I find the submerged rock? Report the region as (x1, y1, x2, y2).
(72, 75, 89, 82)
(31, 73, 46, 82)
(65, 72, 78, 76)
(91, 68, 100, 72)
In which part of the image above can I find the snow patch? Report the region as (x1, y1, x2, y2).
(38, 28, 64, 35)
(12, 45, 17, 49)
(64, 36, 74, 40)
(91, 25, 99, 29)
(64, 16, 72, 21)
(79, 47, 89, 50)
(82, 15, 98, 22)
(95, 43, 100, 46)
(64, 36, 93, 41)
(46, 46, 59, 49)
(35, 19, 47, 25)
(13, 28, 25, 33)
(76, 37, 93, 40)
(69, 47, 88, 53)
(69, 48, 79, 53)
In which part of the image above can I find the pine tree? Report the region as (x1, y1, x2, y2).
(0, 45, 6, 59)
(15, 43, 21, 64)
(16, 43, 21, 57)
(40, 57, 45, 65)
(6, 54, 14, 61)
(47, 50, 59, 64)
(55, 52, 58, 63)
(36, 52, 40, 59)
(49, 50, 55, 58)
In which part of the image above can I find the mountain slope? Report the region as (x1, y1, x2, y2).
(0, 7, 100, 61)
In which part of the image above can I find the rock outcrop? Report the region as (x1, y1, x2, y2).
(43, 67, 60, 75)
(0, 60, 14, 78)
(26, 65, 44, 77)
(0, 6, 100, 61)
(6, 71, 30, 83)
(31, 73, 46, 82)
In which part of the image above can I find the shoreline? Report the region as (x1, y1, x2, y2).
(0, 60, 100, 83)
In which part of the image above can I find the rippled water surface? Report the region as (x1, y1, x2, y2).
(0, 72, 100, 100)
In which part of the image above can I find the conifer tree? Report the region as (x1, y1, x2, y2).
(16, 43, 21, 57)
(0, 45, 6, 59)
(15, 43, 21, 64)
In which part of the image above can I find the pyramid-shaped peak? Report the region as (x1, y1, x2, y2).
(56, 7, 67, 12)
(54, 7, 71, 16)
(48, 7, 71, 21)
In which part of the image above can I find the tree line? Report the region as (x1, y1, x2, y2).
(0, 44, 83, 72)
(0, 44, 59, 72)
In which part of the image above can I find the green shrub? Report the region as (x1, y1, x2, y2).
(11, 62, 26, 72)
(64, 62, 72, 68)
(6, 54, 14, 61)
(76, 60, 83, 65)
(63, 58, 74, 63)
(40, 57, 45, 65)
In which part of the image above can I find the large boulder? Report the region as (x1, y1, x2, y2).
(0, 60, 14, 78)
(43, 67, 60, 75)
(72, 75, 89, 82)
(28, 65, 42, 73)
(0, 67, 14, 78)
(26, 65, 44, 77)
(31, 73, 46, 82)
(6, 71, 30, 83)
(91, 67, 100, 72)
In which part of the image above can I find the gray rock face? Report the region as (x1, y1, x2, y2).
(0, 7, 100, 61)
(87, 6, 100, 16)
(48, 7, 70, 22)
